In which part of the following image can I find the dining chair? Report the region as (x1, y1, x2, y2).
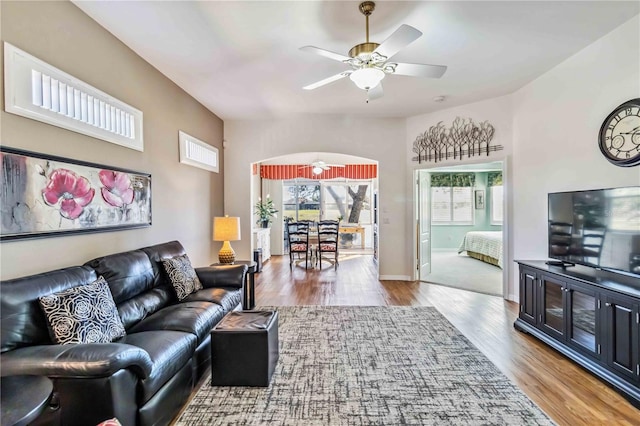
(316, 220, 339, 270)
(287, 221, 311, 269)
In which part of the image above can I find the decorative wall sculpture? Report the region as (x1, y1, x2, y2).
(0, 147, 151, 241)
(412, 117, 502, 163)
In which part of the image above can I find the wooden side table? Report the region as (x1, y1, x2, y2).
(1, 375, 53, 426)
(339, 225, 366, 249)
(210, 260, 257, 310)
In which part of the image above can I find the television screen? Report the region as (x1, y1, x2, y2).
(548, 187, 640, 276)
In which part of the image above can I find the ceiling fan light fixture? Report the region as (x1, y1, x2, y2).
(350, 68, 385, 90)
(312, 166, 324, 175)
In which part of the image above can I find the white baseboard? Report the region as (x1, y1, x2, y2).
(379, 275, 412, 281)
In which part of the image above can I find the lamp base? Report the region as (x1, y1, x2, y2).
(218, 241, 236, 264)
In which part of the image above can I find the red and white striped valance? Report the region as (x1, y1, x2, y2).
(260, 164, 377, 180)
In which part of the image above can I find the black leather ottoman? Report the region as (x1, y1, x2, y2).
(211, 310, 279, 386)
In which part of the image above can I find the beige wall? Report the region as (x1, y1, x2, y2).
(0, 1, 224, 280)
(404, 15, 640, 300)
(224, 116, 409, 280)
(511, 15, 640, 295)
(405, 95, 514, 296)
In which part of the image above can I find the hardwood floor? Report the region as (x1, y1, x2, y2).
(255, 254, 640, 425)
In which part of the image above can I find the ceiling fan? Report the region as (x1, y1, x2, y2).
(300, 160, 345, 175)
(300, 1, 447, 101)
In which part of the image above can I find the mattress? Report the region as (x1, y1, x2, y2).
(458, 231, 503, 268)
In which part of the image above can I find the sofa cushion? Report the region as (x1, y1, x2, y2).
(1, 266, 97, 352)
(162, 254, 203, 300)
(127, 302, 225, 344)
(140, 240, 187, 289)
(118, 330, 196, 403)
(39, 276, 126, 345)
(85, 249, 173, 330)
(183, 287, 242, 313)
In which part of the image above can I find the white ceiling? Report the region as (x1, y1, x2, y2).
(73, 1, 639, 121)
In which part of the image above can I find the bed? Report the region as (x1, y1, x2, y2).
(458, 231, 503, 268)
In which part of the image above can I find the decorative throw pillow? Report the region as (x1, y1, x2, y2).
(162, 254, 203, 300)
(39, 276, 126, 345)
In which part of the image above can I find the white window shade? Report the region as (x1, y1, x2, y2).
(491, 186, 504, 224)
(431, 187, 452, 222)
(178, 131, 219, 173)
(432, 187, 473, 225)
(3, 42, 143, 151)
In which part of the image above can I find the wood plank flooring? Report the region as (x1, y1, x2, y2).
(255, 254, 640, 425)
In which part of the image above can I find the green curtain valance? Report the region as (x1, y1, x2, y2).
(430, 173, 475, 187)
(488, 171, 503, 186)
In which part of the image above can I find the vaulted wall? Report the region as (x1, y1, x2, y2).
(0, 1, 224, 279)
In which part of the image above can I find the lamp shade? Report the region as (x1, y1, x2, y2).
(350, 68, 385, 90)
(213, 216, 241, 241)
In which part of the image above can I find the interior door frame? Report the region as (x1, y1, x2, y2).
(411, 157, 510, 299)
(416, 169, 431, 280)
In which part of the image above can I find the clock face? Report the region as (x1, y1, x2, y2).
(599, 99, 640, 167)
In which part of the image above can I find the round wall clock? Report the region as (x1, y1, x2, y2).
(598, 98, 640, 167)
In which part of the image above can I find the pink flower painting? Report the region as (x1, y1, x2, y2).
(42, 169, 95, 220)
(99, 170, 134, 207)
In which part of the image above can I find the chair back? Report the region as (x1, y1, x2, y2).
(317, 220, 339, 250)
(287, 222, 310, 252)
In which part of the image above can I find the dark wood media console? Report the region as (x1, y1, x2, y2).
(514, 260, 640, 408)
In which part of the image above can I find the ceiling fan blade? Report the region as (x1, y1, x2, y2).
(373, 24, 422, 60)
(300, 46, 351, 62)
(367, 83, 384, 101)
(393, 62, 447, 78)
(303, 71, 352, 90)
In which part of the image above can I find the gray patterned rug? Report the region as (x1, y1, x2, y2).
(176, 306, 553, 425)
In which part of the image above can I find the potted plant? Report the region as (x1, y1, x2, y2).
(254, 196, 278, 228)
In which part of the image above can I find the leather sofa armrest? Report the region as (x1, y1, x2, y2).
(195, 264, 248, 289)
(0, 343, 152, 379)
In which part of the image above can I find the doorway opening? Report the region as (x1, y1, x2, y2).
(251, 152, 379, 273)
(415, 160, 506, 297)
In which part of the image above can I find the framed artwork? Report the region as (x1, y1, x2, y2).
(0, 147, 151, 241)
(474, 189, 485, 210)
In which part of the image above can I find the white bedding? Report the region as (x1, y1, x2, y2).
(458, 231, 503, 268)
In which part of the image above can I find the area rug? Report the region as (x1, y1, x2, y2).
(176, 306, 553, 425)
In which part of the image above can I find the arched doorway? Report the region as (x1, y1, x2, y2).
(251, 152, 379, 273)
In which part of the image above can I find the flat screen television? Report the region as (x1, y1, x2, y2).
(548, 187, 640, 277)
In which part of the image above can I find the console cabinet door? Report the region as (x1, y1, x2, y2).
(519, 267, 537, 326)
(604, 294, 640, 383)
(539, 273, 567, 341)
(567, 282, 600, 359)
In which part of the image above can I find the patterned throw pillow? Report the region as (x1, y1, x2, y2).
(39, 276, 126, 345)
(162, 254, 203, 300)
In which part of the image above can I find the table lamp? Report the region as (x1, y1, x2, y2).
(213, 216, 241, 264)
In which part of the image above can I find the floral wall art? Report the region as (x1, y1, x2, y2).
(0, 147, 151, 241)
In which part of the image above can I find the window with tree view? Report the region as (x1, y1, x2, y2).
(431, 173, 475, 225)
(283, 181, 372, 225)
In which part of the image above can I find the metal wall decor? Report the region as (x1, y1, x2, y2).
(412, 117, 502, 163)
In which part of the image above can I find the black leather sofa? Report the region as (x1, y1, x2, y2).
(0, 241, 247, 426)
